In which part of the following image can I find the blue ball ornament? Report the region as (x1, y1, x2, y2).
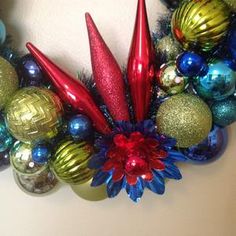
(211, 98, 236, 127)
(0, 120, 14, 152)
(183, 126, 227, 163)
(176, 52, 208, 77)
(32, 144, 51, 164)
(17, 54, 45, 87)
(0, 20, 6, 45)
(228, 27, 236, 60)
(193, 61, 236, 101)
(68, 114, 93, 140)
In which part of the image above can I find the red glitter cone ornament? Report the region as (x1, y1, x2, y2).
(127, 0, 156, 122)
(26, 43, 111, 134)
(86, 13, 130, 122)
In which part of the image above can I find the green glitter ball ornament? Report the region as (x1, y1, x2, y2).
(156, 93, 212, 148)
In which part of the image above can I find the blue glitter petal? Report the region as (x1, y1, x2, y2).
(125, 178, 144, 202)
(168, 150, 187, 162)
(146, 171, 165, 194)
(91, 171, 111, 187)
(162, 162, 182, 180)
(88, 154, 107, 169)
(107, 179, 123, 198)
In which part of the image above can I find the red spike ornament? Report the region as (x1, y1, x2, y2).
(86, 13, 130, 122)
(26, 43, 111, 134)
(127, 0, 156, 122)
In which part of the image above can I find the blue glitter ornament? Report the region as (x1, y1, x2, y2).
(193, 61, 236, 101)
(211, 98, 236, 127)
(0, 20, 6, 45)
(0, 150, 10, 170)
(176, 52, 208, 77)
(183, 126, 227, 163)
(0, 120, 14, 152)
(32, 144, 51, 164)
(17, 54, 45, 87)
(68, 114, 93, 140)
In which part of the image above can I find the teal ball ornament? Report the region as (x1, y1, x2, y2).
(211, 98, 236, 127)
(193, 61, 236, 101)
(0, 120, 14, 152)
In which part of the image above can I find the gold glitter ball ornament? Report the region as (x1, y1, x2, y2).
(50, 140, 94, 185)
(171, 0, 230, 52)
(156, 94, 212, 148)
(223, 0, 236, 11)
(5, 87, 63, 143)
(0, 56, 19, 109)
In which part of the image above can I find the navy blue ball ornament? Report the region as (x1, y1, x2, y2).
(68, 114, 93, 140)
(32, 144, 51, 164)
(211, 98, 236, 127)
(176, 52, 208, 77)
(228, 27, 236, 60)
(193, 61, 236, 101)
(0, 150, 10, 170)
(183, 126, 227, 163)
(17, 54, 45, 87)
(160, 0, 180, 10)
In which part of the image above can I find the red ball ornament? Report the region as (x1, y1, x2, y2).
(26, 43, 111, 134)
(127, 0, 156, 122)
(85, 13, 130, 122)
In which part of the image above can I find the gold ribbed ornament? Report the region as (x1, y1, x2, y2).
(171, 0, 230, 51)
(5, 87, 63, 143)
(50, 140, 94, 185)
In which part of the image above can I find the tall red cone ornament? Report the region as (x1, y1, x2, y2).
(127, 0, 156, 122)
(26, 43, 111, 135)
(85, 13, 130, 122)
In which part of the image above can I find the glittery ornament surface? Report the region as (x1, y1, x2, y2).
(5, 87, 64, 143)
(156, 94, 212, 148)
(0, 57, 18, 109)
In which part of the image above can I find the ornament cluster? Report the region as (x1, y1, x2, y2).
(0, 0, 235, 202)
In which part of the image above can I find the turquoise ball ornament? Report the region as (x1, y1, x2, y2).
(211, 98, 236, 127)
(0, 119, 14, 152)
(0, 20, 6, 45)
(193, 61, 236, 101)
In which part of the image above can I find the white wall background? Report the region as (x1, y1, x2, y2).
(0, 1, 236, 236)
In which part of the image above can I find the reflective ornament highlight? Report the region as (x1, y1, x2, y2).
(10, 141, 47, 175)
(17, 54, 45, 87)
(0, 120, 14, 152)
(0, 150, 10, 171)
(68, 114, 93, 140)
(171, 0, 230, 51)
(71, 179, 107, 201)
(223, 0, 236, 11)
(211, 98, 236, 127)
(193, 61, 236, 101)
(155, 36, 182, 63)
(13, 168, 58, 195)
(5, 87, 64, 143)
(0, 57, 19, 109)
(176, 52, 208, 77)
(51, 140, 94, 185)
(156, 94, 212, 148)
(183, 126, 227, 163)
(157, 62, 188, 95)
(32, 144, 51, 164)
(0, 20, 6, 44)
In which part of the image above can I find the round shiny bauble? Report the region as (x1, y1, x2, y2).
(0, 120, 14, 152)
(171, 0, 230, 51)
(228, 28, 236, 60)
(176, 52, 208, 77)
(211, 98, 236, 127)
(68, 114, 93, 140)
(17, 54, 45, 87)
(32, 144, 51, 165)
(160, 0, 180, 10)
(157, 62, 188, 95)
(50, 140, 94, 185)
(0, 20, 6, 44)
(193, 61, 236, 101)
(5, 87, 64, 143)
(10, 141, 48, 175)
(183, 126, 227, 163)
(71, 178, 107, 201)
(155, 36, 182, 63)
(0, 150, 10, 171)
(13, 169, 58, 195)
(223, 0, 236, 11)
(156, 94, 212, 148)
(0, 57, 19, 109)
